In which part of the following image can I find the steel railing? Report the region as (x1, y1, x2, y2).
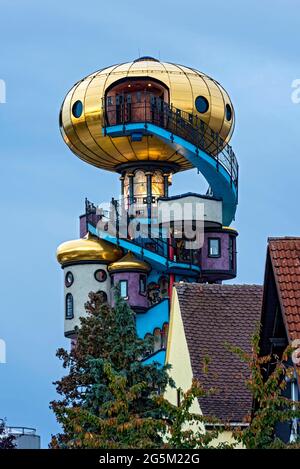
(103, 92, 238, 187)
(85, 198, 200, 268)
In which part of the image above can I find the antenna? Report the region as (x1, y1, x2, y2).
(138, 48, 141, 58)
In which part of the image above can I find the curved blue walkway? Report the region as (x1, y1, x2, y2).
(105, 123, 238, 226)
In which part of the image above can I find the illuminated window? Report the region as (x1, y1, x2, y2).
(195, 96, 209, 114)
(65, 293, 74, 320)
(123, 173, 130, 201)
(133, 170, 147, 198)
(152, 170, 164, 197)
(72, 100, 83, 118)
(208, 238, 221, 258)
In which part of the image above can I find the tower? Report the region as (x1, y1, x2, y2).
(57, 57, 238, 362)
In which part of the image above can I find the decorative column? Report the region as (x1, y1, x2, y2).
(146, 171, 152, 238)
(163, 173, 169, 197)
(119, 175, 125, 197)
(128, 172, 134, 206)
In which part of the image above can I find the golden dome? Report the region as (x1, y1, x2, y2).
(108, 252, 151, 274)
(56, 233, 123, 266)
(60, 58, 234, 172)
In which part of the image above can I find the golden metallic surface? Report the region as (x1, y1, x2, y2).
(222, 226, 238, 234)
(60, 58, 235, 173)
(108, 252, 151, 273)
(57, 233, 123, 266)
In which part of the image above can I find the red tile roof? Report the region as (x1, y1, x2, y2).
(268, 237, 300, 341)
(175, 283, 263, 423)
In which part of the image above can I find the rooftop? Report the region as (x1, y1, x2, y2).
(175, 283, 263, 423)
(268, 237, 300, 341)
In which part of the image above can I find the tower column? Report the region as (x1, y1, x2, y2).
(128, 172, 134, 205)
(146, 171, 152, 237)
(120, 175, 125, 197)
(163, 173, 169, 197)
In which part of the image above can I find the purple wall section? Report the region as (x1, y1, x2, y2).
(111, 272, 149, 310)
(80, 214, 102, 237)
(200, 231, 237, 280)
(79, 215, 87, 237)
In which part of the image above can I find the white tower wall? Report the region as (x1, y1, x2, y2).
(62, 263, 110, 337)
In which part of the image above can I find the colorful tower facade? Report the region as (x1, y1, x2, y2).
(57, 57, 239, 364)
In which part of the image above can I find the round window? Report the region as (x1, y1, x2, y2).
(65, 271, 74, 288)
(226, 103, 232, 121)
(94, 269, 107, 283)
(195, 96, 209, 114)
(72, 100, 83, 118)
(59, 109, 63, 128)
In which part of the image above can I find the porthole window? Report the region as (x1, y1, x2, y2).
(72, 100, 83, 118)
(195, 96, 209, 114)
(65, 271, 74, 288)
(59, 109, 63, 128)
(226, 104, 232, 121)
(94, 269, 107, 283)
(65, 293, 74, 319)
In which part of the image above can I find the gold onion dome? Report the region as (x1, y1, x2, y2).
(108, 252, 151, 274)
(60, 57, 235, 172)
(56, 233, 123, 266)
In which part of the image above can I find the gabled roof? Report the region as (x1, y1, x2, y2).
(268, 237, 300, 341)
(175, 283, 263, 423)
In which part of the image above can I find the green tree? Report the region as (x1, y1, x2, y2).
(228, 330, 300, 449)
(50, 291, 174, 448)
(0, 420, 16, 449)
(159, 380, 232, 449)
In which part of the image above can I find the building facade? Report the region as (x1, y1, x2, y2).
(57, 57, 239, 365)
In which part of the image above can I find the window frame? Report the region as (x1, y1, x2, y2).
(65, 271, 74, 288)
(139, 274, 147, 295)
(65, 293, 74, 320)
(208, 237, 221, 258)
(119, 279, 128, 299)
(94, 269, 107, 283)
(229, 235, 235, 271)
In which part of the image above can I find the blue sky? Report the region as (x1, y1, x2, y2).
(0, 0, 300, 447)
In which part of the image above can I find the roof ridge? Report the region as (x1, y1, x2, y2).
(174, 282, 262, 288)
(268, 237, 300, 241)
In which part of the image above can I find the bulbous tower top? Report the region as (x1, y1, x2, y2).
(59, 57, 235, 173)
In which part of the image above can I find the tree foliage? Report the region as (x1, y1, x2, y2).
(50, 291, 229, 449)
(228, 329, 300, 449)
(0, 420, 16, 449)
(50, 292, 174, 448)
